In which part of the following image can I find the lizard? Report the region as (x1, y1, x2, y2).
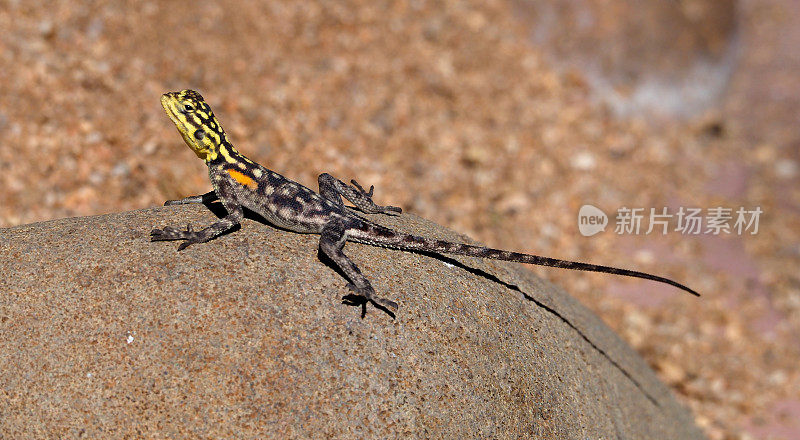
(151, 89, 699, 315)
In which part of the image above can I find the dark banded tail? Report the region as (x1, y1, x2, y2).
(349, 223, 699, 297)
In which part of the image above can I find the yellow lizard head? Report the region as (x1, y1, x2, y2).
(161, 89, 226, 162)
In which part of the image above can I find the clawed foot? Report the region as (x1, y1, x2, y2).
(342, 283, 398, 316)
(350, 179, 402, 216)
(150, 224, 201, 251)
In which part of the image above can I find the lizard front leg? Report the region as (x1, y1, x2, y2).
(319, 218, 399, 314)
(163, 190, 219, 206)
(318, 173, 401, 216)
(152, 186, 242, 251)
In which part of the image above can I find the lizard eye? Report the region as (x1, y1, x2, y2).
(193, 129, 205, 140)
(184, 104, 194, 112)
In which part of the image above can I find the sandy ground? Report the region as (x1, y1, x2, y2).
(0, 1, 798, 439)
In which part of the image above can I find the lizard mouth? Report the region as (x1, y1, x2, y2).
(160, 93, 184, 128)
(160, 92, 209, 160)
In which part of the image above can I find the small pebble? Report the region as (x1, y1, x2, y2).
(570, 151, 596, 170)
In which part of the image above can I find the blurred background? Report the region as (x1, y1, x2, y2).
(1, 0, 798, 438)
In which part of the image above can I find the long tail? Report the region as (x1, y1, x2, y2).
(350, 223, 699, 297)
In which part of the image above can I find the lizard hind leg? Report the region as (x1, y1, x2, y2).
(319, 219, 399, 314)
(317, 173, 402, 216)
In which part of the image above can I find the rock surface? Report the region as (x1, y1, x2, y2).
(0, 206, 705, 438)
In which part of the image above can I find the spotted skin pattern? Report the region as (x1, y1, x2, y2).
(152, 90, 699, 314)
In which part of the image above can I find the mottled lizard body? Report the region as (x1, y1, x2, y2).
(152, 90, 699, 314)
